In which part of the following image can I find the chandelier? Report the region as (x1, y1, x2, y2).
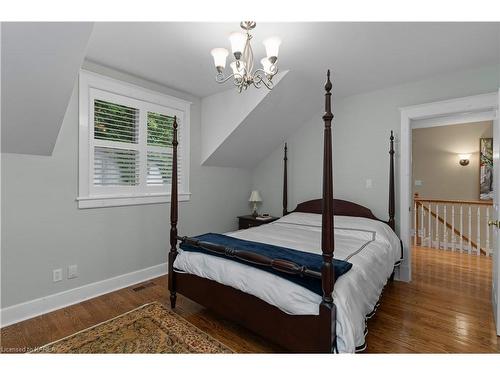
(210, 21, 281, 92)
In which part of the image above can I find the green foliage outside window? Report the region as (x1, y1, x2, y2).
(94, 99, 138, 143)
(147, 112, 175, 148)
(147, 112, 175, 184)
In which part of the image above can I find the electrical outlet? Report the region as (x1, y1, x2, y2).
(365, 179, 373, 189)
(68, 265, 78, 279)
(53, 269, 63, 282)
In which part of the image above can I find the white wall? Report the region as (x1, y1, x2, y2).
(251, 64, 500, 232)
(200, 73, 281, 164)
(1, 62, 252, 308)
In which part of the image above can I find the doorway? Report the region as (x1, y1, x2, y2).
(399, 91, 499, 336)
(412, 120, 493, 255)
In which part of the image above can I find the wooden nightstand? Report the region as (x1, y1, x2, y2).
(237, 215, 279, 230)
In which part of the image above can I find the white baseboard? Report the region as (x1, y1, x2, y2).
(0, 262, 167, 328)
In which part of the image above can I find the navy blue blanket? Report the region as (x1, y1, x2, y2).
(179, 233, 352, 296)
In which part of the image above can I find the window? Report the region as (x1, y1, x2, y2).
(78, 70, 190, 208)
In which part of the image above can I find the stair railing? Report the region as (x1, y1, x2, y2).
(413, 193, 493, 256)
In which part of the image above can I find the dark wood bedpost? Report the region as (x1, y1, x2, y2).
(388, 131, 395, 231)
(283, 142, 288, 216)
(168, 116, 179, 308)
(319, 70, 336, 352)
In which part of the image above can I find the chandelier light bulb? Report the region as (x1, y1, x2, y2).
(263, 37, 281, 61)
(260, 57, 273, 75)
(230, 61, 246, 78)
(210, 48, 229, 70)
(229, 32, 247, 57)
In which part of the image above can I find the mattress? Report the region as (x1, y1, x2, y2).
(173, 212, 401, 353)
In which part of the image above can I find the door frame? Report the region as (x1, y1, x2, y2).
(493, 89, 500, 335)
(398, 92, 498, 282)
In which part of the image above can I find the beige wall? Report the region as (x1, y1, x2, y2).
(412, 121, 493, 201)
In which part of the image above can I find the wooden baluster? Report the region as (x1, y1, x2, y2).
(443, 205, 447, 250)
(451, 205, 455, 251)
(428, 202, 432, 248)
(468, 206, 472, 254)
(477, 206, 481, 256)
(486, 206, 490, 256)
(420, 199, 425, 246)
(460, 205, 464, 252)
(435, 204, 440, 249)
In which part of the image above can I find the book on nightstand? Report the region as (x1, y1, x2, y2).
(255, 215, 273, 221)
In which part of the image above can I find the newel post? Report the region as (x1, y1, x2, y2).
(168, 116, 178, 308)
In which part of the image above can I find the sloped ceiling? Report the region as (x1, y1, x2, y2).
(1, 22, 93, 155)
(201, 71, 288, 165)
(202, 70, 321, 168)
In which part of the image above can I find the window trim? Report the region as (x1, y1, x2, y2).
(78, 70, 191, 208)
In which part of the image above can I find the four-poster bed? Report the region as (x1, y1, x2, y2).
(168, 71, 401, 353)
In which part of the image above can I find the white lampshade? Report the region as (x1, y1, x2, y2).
(229, 32, 246, 55)
(230, 61, 246, 77)
(248, 190, 262, 203)
(261, 57, 273, 75)
(210, 48, 229, 69)
(459, 153, 472, 160)
(263, 36, 281, 58)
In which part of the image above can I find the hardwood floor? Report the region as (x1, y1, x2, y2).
(1, 246, 499, 353)
(365, 247, 499, 353)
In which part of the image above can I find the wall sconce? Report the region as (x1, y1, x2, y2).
(458, 154, 471, 166)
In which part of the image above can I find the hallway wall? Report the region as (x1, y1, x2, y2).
(412, 121, 493, 201)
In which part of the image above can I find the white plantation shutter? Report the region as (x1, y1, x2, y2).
(94, 147, 140, 186)
(146, 111, 181, 188)
(92, 99, 140, 188)
(147, 151, 173, 186)
(79, 71, 190, 208)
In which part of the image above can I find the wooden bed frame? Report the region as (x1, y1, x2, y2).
(168, 71, 398, 353)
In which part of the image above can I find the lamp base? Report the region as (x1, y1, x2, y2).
(251, 202, 259, 217)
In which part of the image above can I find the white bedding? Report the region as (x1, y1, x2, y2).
(173, 212, 401, 353)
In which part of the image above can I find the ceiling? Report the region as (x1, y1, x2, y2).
(85, 22, 500, 98)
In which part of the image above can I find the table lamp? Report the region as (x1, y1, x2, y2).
(248, 190, 262, 217)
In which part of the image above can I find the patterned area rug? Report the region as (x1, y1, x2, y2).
(33, 302, 233, 353)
